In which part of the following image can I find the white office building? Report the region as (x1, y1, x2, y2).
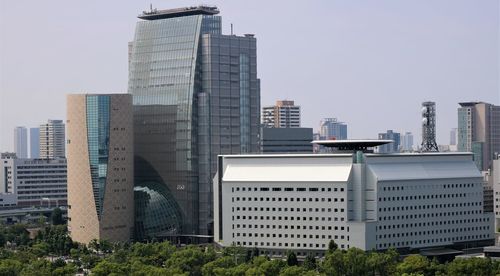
(0, 157, 67, 208)
(214, 151, 493, 257)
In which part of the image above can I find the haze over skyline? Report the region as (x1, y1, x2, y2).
(1, 0, 499, 151)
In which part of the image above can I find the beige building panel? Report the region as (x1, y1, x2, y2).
(67, 95, 100, 244)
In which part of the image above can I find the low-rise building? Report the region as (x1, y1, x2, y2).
(214, 151, 494, 257)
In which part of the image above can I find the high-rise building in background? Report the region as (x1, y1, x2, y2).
(39, 120, 65, 159)
(128, 5, 260, 239)
(262, 100, 300, 128)
(30, 127, 40, 158)
(67, 94, 134, 244)
(260, 127, 313, 153)
(421, 101, 439, 152)
(377, 130, 400, 153)
(319, 118, 347, 140)
(450, 128, 458, 146)
(13, 127, 28, 158)
(458, 102, 500, 171)
(401, 131, 414, 152)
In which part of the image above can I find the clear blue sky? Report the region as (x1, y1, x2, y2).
(0, 0, 499, 151)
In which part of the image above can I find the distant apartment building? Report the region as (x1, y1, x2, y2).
(261, 128, 313, 153)
(39, 120, 65, 159)
(492, 155, 500, 230)
(13, 127, 28, 158)
(262, 100, 301, 128)
(30, 128, 40, 158)
(449, 128, 458, 152)
(377, 130, 400, 153)
(214, 152, 493, 256)
(67, 94, 134, 244)
(319, 118, 347, 140)
(401, 132, 414, 152)
(458, 102, 500, 171)
(0, 155, 67, 208)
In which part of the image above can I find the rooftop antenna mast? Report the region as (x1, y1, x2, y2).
(420, 101, 439, 152)
(231, 23, 233, 35)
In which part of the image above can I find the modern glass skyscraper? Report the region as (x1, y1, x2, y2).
(319, 118, 347, 140)
(128, 6, 260, 239)
(30, 127, 40, 158)
(13, 127, 28, 158)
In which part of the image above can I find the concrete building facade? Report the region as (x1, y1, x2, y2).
(67, 94, 134, 244)
(458, 102, 500, 171)
(214, 153, 493, 257)
(262, 100, 301, 128)
(39, 120, 65, 159)
(0, 155, 67, 208)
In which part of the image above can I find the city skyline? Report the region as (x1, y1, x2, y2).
(1, 0, 499, 151)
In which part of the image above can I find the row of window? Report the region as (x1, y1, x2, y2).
(380, 183, 477, 192)
(377, 218, 490, 230)
(377, 234, 491, 249)
(232, 187, 344, 193)
(378, 201, 482, 212)
(233, 216, 345, 222)
(233, 240, 347, 249)
(379, 211, 483, 221)
(377, 226, 490, 239)
(234, 232, 348, 241)
(232, 224, 347, 231)
(233, 206, 344, 212)
(378, 193, 481, 202)
(232, 197, 345, 203)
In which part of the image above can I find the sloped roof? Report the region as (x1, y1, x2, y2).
(222, 156, 352, 182)
(368, 161, 481, 181)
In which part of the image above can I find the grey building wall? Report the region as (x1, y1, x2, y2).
(261, 127, 313, 153)
(30, 128, 40, 158)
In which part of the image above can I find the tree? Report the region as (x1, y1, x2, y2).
(303, 254, 317, 271)
(279, 266, 316, 276)
(328, 240, 338, 253)
(286, 251, 298, 266)
(396, 255, 429, 276)
(50, 208, 64, 225)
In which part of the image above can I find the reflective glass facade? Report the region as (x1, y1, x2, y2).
(129, 9, 260, 239)
(86, 95, 110, 219)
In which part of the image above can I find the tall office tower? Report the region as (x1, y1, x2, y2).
(421, 101, 439, 152)
(450, 128, 458, 145)
(401, 131, 414, 152)
(261, 100, 301, 128)
(319, 118, 347, 140)
(128, 6, 260, 239)
(13, 127, 28, 158)
(39, 120, 65, 159)
(458, 102, 500, 171)
(30, 128, 40, 158)
(67, 94, 134, 244)
(377, 130, 401, 153)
